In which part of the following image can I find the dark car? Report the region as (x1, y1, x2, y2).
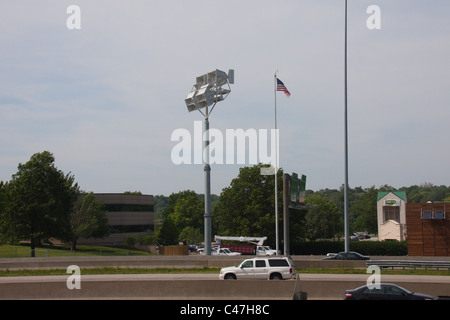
(322, 251, 369, 260)
(345, 283, 436, 300)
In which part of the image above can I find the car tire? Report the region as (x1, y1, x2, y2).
(224, 273, 237, 280)
(270, 273, 282, 280)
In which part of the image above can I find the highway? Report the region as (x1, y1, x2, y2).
(1, 272, 449, 300)
(1, 255, 449, 299)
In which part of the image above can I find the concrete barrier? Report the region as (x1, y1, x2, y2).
(1, 274, 449, 300)
(0, 277, 297, 300)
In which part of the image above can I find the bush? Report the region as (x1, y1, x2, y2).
(351, 241, 407, 256)
(136, 235, 155, 245)
(125, 236, 137, 249)
(291, 240, 407, 256)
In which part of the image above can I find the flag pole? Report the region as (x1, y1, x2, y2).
(274, 71, 279, 255)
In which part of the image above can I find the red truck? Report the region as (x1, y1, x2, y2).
(214, 236, 278, 256)
(219, 244, 257, 255)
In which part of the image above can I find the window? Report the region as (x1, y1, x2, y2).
(268, 259, 289, 267)
(241, 260, 253, 268)
(104, 204, 154, 212)
(255, 260, 266, 268)
(421, 210, 432, 220)
(434, 210, 445, 220)
(385, 286, 406, 296)
(383, 206, 400, 222)
(335, 253, 345, 260)
(421, 208, 446, 220)
(364, 287, 382, 294)
(347, 253, 358, 259)
(109, 225, 154, 233)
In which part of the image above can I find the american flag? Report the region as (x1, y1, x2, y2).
(277, 78, 291, 98)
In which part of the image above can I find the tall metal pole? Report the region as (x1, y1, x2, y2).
(274, 72, 279, 255)
(283, 173, 290, 256)
(204, 108, 212, 256)
(344, 0, 350, 253)
(185, 70, 233, 257)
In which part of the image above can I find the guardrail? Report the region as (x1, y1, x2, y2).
(367, 260, 450, 270)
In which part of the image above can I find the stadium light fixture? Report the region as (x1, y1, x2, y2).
(184, 69, 234, 256)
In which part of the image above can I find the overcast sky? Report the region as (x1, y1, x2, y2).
(0, 1, 449, 196)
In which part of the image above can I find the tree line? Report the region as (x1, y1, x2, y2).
(2, 152, 448, 254)
(156, 164, 450, 247)
(0, 151, 109, 256)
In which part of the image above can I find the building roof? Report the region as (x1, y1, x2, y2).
(377, 191, 407, 202)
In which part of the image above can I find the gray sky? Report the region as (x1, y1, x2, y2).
(0, 1, 449, 196)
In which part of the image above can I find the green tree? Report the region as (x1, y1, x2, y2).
(213, 164, 283, 247)
(351, 186, 378, 234)
(154, 195, 168, 214)
(0, 151, 79, 256)
(171, 192, 204, 233)
(400, 183, 450, 203)
(157, 215, 178, 245)
(156, 190, 204, 243)
(0, 182, 7, 244)
(304, 194, 340, 240)
(179, 226, 203, 245)
(69, 192, 109, 251)
(161, 190, 200, 220)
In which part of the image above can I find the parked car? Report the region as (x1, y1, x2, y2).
(197, 244, 220, 254)
(212, 248, 242, 256)
(219, 257, 296, 280)
(345, 283, 436, 300)
(321, 251, 369, 260)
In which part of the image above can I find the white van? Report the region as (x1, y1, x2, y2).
(219, 257, 296, 280)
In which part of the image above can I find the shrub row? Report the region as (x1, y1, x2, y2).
(291, 240, 408, 256)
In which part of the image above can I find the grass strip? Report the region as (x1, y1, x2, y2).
(0, 267, 221, 277)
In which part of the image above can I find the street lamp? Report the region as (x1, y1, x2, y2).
(184, 69, 234, 255)
(344, 0, 350, 253)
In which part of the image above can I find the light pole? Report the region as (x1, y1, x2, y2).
(344, 0, 350, 253)
(185, 69, 234, 255)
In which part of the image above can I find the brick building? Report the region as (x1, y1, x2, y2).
(77, 193, 155, 246)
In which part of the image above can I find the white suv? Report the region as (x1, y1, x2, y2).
(219, 257, 296, 280)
